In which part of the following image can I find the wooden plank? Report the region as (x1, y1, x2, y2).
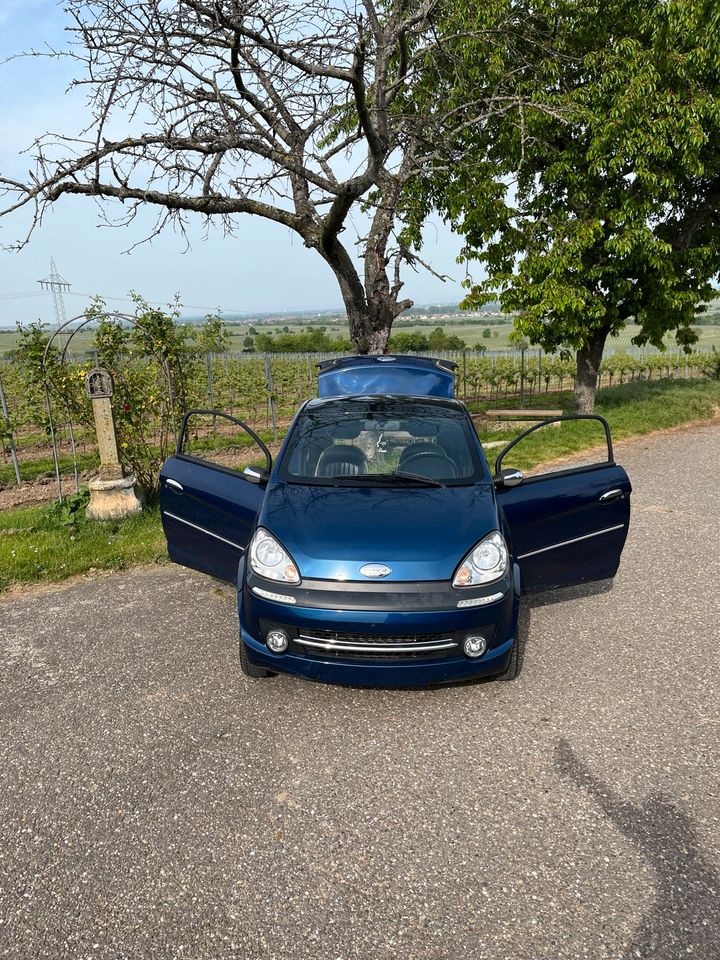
(484, 408, 563, 418)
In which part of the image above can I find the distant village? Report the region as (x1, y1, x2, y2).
(193, 304, 512, 328)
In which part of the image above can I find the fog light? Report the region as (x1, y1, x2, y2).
(463, 635, 487, 659)
(266, 630, 289, 654)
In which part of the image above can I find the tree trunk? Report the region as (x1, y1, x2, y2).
(319, 235, 402, 355)
(574, 329, 608, 413)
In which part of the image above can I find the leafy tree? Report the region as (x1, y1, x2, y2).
(0, 0, 539, 355)
(253, 327, 351, 353)
(387, 331, 430, 352)
(427, 326, 466, 350)
(195, 313, 230, 355)
(427, 0, 720, 410)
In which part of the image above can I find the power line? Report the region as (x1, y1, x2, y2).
(38, 259, 72, 350)
(0, 289, 252, 314)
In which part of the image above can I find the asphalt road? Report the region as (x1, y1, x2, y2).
(1, 424, 719, 960)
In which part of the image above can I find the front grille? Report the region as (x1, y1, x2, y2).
(294, 628, 459, 659)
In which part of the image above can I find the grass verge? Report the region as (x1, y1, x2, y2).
(0, 378, 718, 594)
(479, 378, 720, 471)
(0, 496, 166, 593)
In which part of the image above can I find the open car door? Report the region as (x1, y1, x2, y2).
(159, 410, 272, 583)
(494, 416, 631, 593)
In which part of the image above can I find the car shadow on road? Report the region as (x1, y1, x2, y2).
(555, 739, 720, 959)
(528, 578, 615, 610)
(504, 580, 613, 682)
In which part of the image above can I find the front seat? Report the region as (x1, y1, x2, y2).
(400, 449, 458, 480)
(399, 442, 439, 468)
(315, 444, 369, 477)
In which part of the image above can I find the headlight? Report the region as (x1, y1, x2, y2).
(249, 528, 300, 584)
(453, 531, 509, 587)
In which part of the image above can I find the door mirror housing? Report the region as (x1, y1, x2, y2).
(494, 467, 524, 488)
(243, 465, 270, 485)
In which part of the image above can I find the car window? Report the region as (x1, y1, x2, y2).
(496, 417, 613, 479)
(179, 411, 270, 474)
(280, 399, 484, 485)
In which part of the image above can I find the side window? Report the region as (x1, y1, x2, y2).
(495, 416, 613, 481)
(179, 410, 271, 476)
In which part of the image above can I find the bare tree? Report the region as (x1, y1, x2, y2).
(0, 0, 529, 352)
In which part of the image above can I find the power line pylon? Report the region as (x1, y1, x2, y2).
(39, 258, 71, 352)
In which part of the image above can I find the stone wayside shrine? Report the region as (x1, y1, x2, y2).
(84, 368, 144, 520)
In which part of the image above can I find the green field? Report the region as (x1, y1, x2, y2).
(3, 317, 720, 356)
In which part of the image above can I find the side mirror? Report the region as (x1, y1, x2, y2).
(494, 467, 524, 488)
(243, 466, 269, 485)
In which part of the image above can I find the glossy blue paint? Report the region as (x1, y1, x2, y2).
(158, 388, 632, 687)
(317, 355, 456, 399)
(242, 629, 517, 687)
(159, 454, 263, 582)
(259, 480, 498, 581)
(497, 462, 631, 592)
(238, 561, 521, 687)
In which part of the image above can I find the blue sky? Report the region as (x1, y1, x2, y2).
(0, 1, 466, 329)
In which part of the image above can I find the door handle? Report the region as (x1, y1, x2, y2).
(165, 478, 184, 493)
(599, 488, 623, 503)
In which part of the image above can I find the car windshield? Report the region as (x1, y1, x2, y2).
(280, 398, 485, 486)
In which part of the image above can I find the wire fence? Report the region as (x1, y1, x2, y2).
(0, 344, 715, 494)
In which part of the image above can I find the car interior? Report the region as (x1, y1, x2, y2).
(286, 415, 474, 481)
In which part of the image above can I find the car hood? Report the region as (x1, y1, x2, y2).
(258, 480, 499, 582)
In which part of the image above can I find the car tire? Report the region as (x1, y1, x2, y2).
(494, 601, 528, 682)
(239, 640, 276, 679)
(494, 638, 520, 681)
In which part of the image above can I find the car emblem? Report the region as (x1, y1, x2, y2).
(359, 563, 392, 579)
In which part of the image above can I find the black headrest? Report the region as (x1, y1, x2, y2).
(334, 420, 363, 440)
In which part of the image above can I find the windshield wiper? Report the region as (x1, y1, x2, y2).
(329, 472, 446, 488)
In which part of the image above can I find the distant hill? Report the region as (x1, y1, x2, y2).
(182, 301, 506, 325)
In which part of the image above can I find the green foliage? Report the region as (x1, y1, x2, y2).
(85, 295, 205, 494)
(48, 488, 90, 527)
(253, 328, 351, 353)
(386, 327, 467, 352)
(388, 331, 430, 352)
(702, 346, 720, 380)
(11, 322, 93, 437)
(194, 313, 231, 354)
(2, 302, 717, 500)
(0, 498, 166, 591)
(427, 327, 467, 350)
(426, 0, 720, 400)
(4, 377, 720, 591)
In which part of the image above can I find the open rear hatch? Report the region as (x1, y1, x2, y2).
(317, 355, 456, 399)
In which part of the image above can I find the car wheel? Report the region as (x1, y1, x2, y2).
(494, 601, 528, 682)
(495, 630, 524, 682)
(239, 640, 276, 679)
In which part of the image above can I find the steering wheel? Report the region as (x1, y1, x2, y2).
(399, 450, 458, 479)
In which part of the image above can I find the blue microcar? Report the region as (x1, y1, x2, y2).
(159, 355, 631, 686)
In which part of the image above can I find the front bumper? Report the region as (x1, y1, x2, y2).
(238, 564, 521, 687)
